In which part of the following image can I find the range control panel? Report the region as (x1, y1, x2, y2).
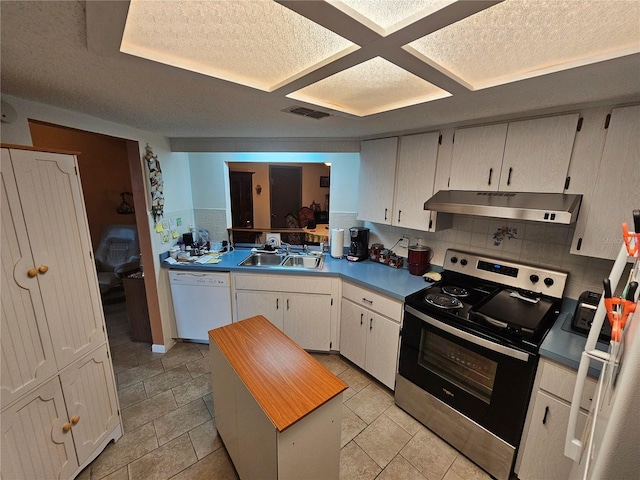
(445, 249, 568, 299)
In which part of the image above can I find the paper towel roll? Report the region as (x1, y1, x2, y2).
(330, 228, 344, 258)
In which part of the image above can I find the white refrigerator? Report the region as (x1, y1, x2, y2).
(565, 216, 640, 479)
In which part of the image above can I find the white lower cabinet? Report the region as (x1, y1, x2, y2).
(234, 273, 336, 351)
(1, 345, 120, 479)
(516, 358, 596, 480)
(340, 282, 402, 390)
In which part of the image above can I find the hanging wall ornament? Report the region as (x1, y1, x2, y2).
(143, 144, 164, 223)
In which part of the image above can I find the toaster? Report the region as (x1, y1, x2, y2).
(571, 291, 611, 342)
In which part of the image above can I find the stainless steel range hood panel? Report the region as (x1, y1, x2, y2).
(424, 190, 582, 224)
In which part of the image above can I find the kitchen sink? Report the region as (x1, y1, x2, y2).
(237, 252, 324, 269)
(237, 253, 285, 267)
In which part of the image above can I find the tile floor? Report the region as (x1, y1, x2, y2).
(81, 301, 493, 480)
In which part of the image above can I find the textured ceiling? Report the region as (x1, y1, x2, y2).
(1, 0, 639, 142)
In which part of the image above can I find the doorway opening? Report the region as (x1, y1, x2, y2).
(270, 165, 302, 228)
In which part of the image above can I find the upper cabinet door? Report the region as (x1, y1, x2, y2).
(357, 138, 398, 224)
(393, 132, 440, 230)
(1, 149, 58, 409)
(570, 105, 640, 259)
(499, 114, 579, 192)
(449, 123, 507, 191)
(9, 149, 105, 370)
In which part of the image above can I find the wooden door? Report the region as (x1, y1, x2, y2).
(357, 138, 398, 224)
(230, 171, 255, 245)
(500, 114, 579, 192)
(9, 149, 105, 369)
(270, 166, 301, 228)
(449, 123, 507, 191)
(339, 299, 366, 369)
(393, 132, 440, 230)
(1, 149, 58, 408)
(1, 377, 78, 480)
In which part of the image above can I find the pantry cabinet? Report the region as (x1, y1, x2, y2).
(233, 273, 337, 351)
(340, 282, 402, 389)
(449, 114, 579, 193)
(570, 105, 640, 260)
(516, 358, 596, 480)
(1, 146, 122, 480)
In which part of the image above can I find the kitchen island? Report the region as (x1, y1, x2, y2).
(208, 315, 348, 479)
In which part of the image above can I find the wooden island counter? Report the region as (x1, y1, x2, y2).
(209, 315, 348, 479)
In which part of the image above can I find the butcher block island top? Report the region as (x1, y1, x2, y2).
(208, 315, 347, 432)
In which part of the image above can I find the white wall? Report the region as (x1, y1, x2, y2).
(1, 93, 193, 350)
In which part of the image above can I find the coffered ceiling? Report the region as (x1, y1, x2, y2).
(1, 0, 639, 143)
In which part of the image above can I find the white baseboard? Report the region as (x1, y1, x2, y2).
(152, 344, 167, 353)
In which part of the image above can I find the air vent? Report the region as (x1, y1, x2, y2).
(476, 192, 517, 197)
(284, 106, 331, 120)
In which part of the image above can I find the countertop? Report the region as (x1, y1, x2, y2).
(208, 315, 348, 431)
(164, 247, 599, 375)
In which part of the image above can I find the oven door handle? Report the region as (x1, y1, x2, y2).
(405, 306, 532, 362)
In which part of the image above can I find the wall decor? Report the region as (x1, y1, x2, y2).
(143, 144, 164, 223)
(320, 176, 330, 187)
(492, 226, 518, 246)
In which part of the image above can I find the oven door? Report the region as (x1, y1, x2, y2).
(398, 306, 537, 446)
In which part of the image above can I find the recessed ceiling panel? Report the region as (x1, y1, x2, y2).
(121, 0, 356, 91)
(287, 57, 450, 116)
(406, 0, 640, 89)
(330, 0, 446, 33)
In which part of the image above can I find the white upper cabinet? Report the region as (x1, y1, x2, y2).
(448, 114, 579, 193)
(570, 105, 640, 259)
(449, 123, 507, 191)
(500, 114, 580, 192)
(357, 137, 398, 225)
(393, 132, 440, 230)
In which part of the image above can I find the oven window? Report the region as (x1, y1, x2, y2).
(418, 330, 497, 404)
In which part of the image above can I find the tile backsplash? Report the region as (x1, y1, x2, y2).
(363, 214, 619, 300)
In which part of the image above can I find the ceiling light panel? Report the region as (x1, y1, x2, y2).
(330, 0, 446, 33)
(287, 57, 450, 116)
(406, 0, 640, 89)
(121, 0, 356, 91)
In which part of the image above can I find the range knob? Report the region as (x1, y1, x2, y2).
(450, 256, 458, 264)
(530, 274, 539, 283)
(460, 259, 468, 266)
(544, 277, 554, 287)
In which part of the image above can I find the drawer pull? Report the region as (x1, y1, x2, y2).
(542, 405, 549, 425)
(362, 297, 373, 305)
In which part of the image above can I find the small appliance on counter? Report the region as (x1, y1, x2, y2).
(347, 227, 369, 262)
(571, 290, 611, 342)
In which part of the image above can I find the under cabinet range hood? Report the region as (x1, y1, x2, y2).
(424, 190, 583, 224)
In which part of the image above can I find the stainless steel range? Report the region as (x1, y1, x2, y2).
(395, 249, 567, 480)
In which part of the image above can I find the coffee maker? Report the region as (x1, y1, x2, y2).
(347, 227, 370, 262)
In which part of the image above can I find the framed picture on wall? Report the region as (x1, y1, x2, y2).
(320, 176, 330, 187)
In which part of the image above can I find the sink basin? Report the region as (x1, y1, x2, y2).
(282, 254, 324, 269)
(237, 253, 285, 267)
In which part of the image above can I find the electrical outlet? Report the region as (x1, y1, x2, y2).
(400, 235, 410, 248)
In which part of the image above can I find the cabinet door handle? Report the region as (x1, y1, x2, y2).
(384, 208, 388, 221)
(398, 210, 402, 223)
(507, 167, 513, 186)
(362, 297, 373, 305)
(38, 265, 49, 274)
(276, 298, 279, 310)
(488, 168, 493, 185)
(27, 268, 38, 278)
(369, 318, 373, 330)
(360, 313, 363, 325)
(62, 422, 72, 433)
(71, 415, 80, 424)
(286, 298, 289, 310)
(542, 405, 549, 425)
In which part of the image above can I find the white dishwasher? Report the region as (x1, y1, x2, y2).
(169, 271, 233, 342)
